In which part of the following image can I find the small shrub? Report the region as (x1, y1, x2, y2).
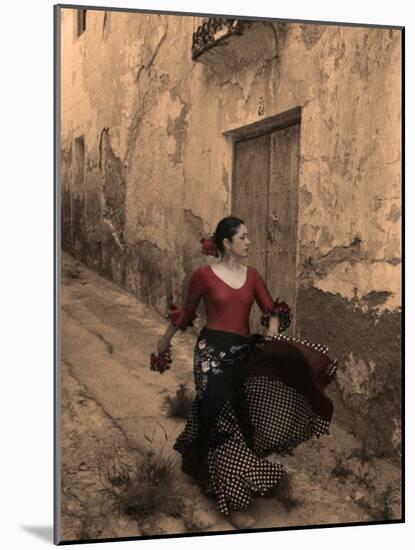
(355, 484, 395, 521)
(163, 383, 194, 419)
(96, 447, 185, 524)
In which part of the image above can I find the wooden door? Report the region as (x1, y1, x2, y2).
(232, 122, 300, 335)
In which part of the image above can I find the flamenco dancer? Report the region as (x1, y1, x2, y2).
(151, 216, 338, 529)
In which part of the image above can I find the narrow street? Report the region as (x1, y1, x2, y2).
(59, 252, 401, 541)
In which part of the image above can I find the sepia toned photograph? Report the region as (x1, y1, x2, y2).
(55, 4, 403, 544)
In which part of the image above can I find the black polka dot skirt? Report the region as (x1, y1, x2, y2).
(173, 327, 335, 517)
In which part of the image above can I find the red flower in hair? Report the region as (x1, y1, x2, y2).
(200, 237, 219, 257)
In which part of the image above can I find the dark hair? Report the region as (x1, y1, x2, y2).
(213, 216, 246, 255)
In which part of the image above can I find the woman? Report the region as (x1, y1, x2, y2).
(152, 217, 337, 529)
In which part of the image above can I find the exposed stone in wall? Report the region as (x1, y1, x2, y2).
(61, 126, 128, 282)
(124, 240, 172, 316)
(167, 89, 189, 165)
(123, 209, 206, 321)
(299, 235, 363, 283)
(99, 128, 126, 250)
(297, 286, 401, 462)
(361, 290, 392, 308)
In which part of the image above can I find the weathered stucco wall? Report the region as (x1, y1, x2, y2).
(60, 9, 402, 461)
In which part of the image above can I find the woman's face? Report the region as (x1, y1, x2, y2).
(224, 224, 250, 259)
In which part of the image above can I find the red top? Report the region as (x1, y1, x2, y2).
(167, 265, 278, 337)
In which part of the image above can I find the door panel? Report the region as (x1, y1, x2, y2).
(233, 134, 269, 332)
